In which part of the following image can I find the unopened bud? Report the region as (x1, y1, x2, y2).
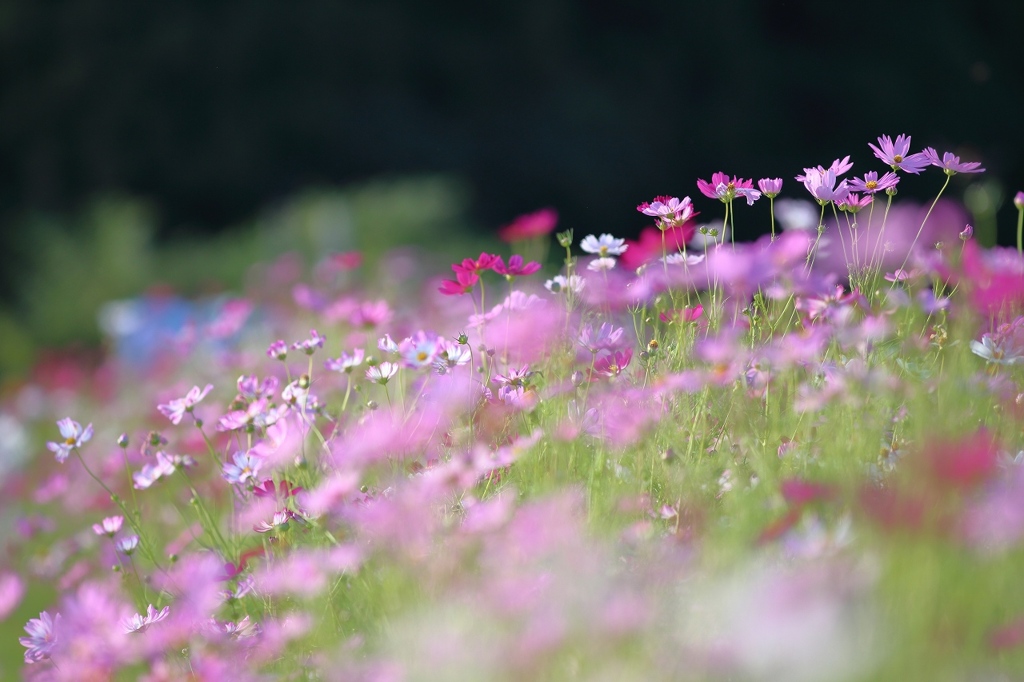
(959, 224, 973, 241)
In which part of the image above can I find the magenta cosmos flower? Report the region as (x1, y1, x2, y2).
(438, 268, 479, 296)
(497, 208, 558, 242)
(158, 384, 213, 425)
(921, 147, 985, 175)
(46, 418, 93, 463)
(493, 254, 542, 278)
(697, 173, 761, 205)
(868, 134, 930, 174)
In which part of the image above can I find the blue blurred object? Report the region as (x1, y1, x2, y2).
(98, 294, 255, 369)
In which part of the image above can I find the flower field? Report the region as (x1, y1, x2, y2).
(6, 135, 1024, 680)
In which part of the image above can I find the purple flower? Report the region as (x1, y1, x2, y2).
(46, 418, 93, 463)
(123, 604, 170, 634)
(222, 451, 263, 486)
(133, 452, 178, 490)
(836, 192, 873, 213)
(697, 172, 761, 205)
(921, 147, 985, 175)
(116, 535, 140, 555)
(848, 170, 899, 195)
(1015, 191, 1024, 210)
(20, 611, 60, 663)
(868, 134, 930, 174)
(758, 178, 783, 198)
(157, 383, 213, 425)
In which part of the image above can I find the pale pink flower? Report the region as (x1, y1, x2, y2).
(157, 384, 213, 425)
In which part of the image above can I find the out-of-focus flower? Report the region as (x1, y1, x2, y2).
(266, 339, 288, 360)
(697, 173, 761, 205)
(157, 384, 213, 425)
(46, 418, 93, 464)
(498, 208, 558, 242)
(20, 611, 60, 663)
(116, 535, 140, 555)
(960, 224, 974, 241)
(545, 274, 586, 295)
(123, 604, 170, 634)
(971, 317, 1024, 365)
(92, 516, 124, 537)
(921, 147, 985, 175)
(587, 257, 618, 271)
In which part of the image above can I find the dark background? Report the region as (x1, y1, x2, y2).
(1, 0, 1022, 303)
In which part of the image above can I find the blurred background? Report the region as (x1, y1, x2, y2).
(0, 0, 1021, 380)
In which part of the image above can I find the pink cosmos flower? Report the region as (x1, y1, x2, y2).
(116, 535, 140, 555)
(399, 331, 442, 369)
(848, 170, 899, 194)
(697, 173, 761, 205)
(620, 224, 696, 268)
(46, 418, 93, 463)
(868, 134, 930, 174)
(349, 299, 392, 328)
(266, 339, 288, 360)
(366, 361, 399, 385)
(493, 254, 541, 278)
(798, 168, 850, 204)
(637, 195, 697, 228)
(157, 383, 213, 425)
(592, 348, 633, 378)
(454, 252, 500, 275)
(921, 147, 985, 175)
(758, 177, 783, 198)
(292, 329, 325, 355)
(0, 573, 24, 621)
(92, 516, 124, 537)
(438, 269, 480, 295)
(325, 349, 365, 374)
(580, 234, 628, 257)
(498, 208, 558, 242)
(222, 451, 263, 486)
(20, 611, 60, 663)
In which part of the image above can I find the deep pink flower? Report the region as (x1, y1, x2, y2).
(438, 269, 480, 295)
(592, 348, 633, 378)
(454, 252, 500, 275)
(836, 192, 872, 213)
(921, 147, 985, 175)
(868, 134, 930, 174)
(497, 208, 558, 242)
(620, 224, 696, 268)
(493, 254, 542, 278)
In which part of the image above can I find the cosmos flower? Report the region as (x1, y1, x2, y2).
(123, 604, 170, 634)
(848, 171, 899, 195)
(20, 611, 60, 663)
(580, 234, 628, 257)
(46, 418, 93, 464)
(921, 147, 985, 175)
(868, 134, 930, 174)
(157, 384, 213, 425)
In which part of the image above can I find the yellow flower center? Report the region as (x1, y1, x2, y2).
(866, 180, 878, 190)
